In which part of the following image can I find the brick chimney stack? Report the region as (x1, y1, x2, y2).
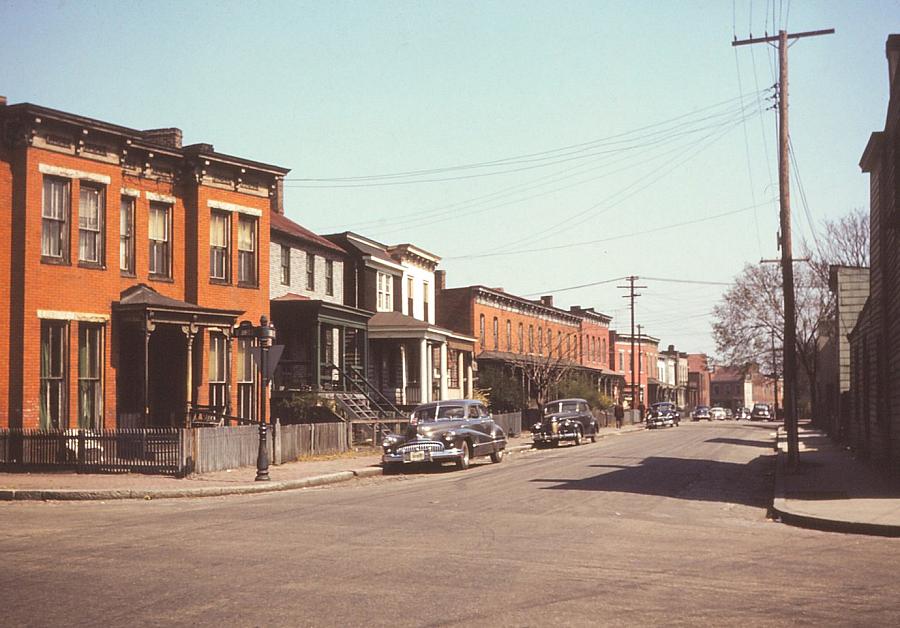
(435, 269, 446, 292)
(540, 295, 554, 307)
(271, 177, 285, 215)
(142, 128, 183, 149)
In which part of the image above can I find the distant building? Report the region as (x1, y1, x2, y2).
(710, 364, 777, 411)
(687, 353, 712, 408)
(612, 332, 659, 408)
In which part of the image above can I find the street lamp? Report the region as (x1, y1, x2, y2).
(235, 315, 276, 482)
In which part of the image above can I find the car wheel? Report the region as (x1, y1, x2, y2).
(456, 441, 471, 470)
(573, 428, 583, 446)
(490, 447, 504, 463)
(590, 426, 597, 443)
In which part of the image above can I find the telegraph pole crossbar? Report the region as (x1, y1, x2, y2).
(618, 276, 647, 410)
(732, 28, 833, 467)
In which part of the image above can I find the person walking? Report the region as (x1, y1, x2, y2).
(614, 402, 624, 429)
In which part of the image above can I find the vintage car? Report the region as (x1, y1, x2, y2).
(691, 405, 712, 421)
(751, 403, 774, 421)
(646, 401, 680, 429)
(381, 400, 507, 470)
(532, 398, 599, 446)
(709, 406, 727, 421)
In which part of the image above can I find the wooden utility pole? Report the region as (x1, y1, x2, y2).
(733, 28, 833, 466)
(618, 276, 646, 408)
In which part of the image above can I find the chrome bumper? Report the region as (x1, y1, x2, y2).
(382, 446, 465, 464)
(533, 432, 576, 442)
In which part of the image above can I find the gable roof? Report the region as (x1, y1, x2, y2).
(271, 213, 347, 255)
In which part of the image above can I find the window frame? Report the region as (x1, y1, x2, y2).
(306, 252, 315, 291)
(41, 176, 70, 264)
(40, 319, 69, 430)
(208, 332, 228, 410)
(209, 210, 230, 283)
(479, 314, 485, 348)
(119, 195, 136, 275)
(148, 201, 172, 279)
(77, 322, 104, 430)
(237, 215, 258, 287)
(78, 182, 105, 267)
(280, 244, 291, 286)
(325, 258, 334, 296)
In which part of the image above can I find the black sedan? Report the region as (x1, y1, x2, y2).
(381, 400, 507, 470)
(532, 398, 599, 447)
(647, 402, 680, 429)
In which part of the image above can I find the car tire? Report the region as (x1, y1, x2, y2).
(590, 427, 597, 443)
(457, 441, 471, 470)
(490, 447, 504, 463)
(573, 428, 583, 446)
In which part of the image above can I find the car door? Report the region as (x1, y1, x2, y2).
(578, 402, 592, 433)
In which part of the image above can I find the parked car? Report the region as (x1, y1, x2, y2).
(751, 403, 774, 421)
(646, 401, 680, 429)
(532, 398, 599, 446)
(735, 407, 752, 420)
(709, 406, 727, 421)
(691, 405, 712, 421)
(724, 408, 734, 420)
(381, 400, 507, 470)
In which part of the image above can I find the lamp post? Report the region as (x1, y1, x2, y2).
(235, 316, 276, 482)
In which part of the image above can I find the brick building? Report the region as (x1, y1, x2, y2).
(848, 34, 900, 471)
(0, 97, 288, 429)
(710, 364, 777, 411)
(612, 332, 659, 408)
(687, 353, 712, 408)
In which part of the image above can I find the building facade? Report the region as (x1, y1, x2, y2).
(612, 332, 659, 409)
(687, 353, 712, 408)
(0, 97, 288, 429)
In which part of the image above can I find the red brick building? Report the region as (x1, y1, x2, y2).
(687, 353, 712, 408)
(849, 34, 900, 471)
(612, 332, 658, 408)
(0, 98, 288, 429)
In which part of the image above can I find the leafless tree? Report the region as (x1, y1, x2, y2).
(519, 337, 578, 406)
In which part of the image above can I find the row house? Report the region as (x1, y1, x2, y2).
(687, 353, 712, 408)
(849, 34, 900, 472)
(323, 233, 475, 407)
(612, 332, 659, 408)
(0, 97, 288, 429)
(710, 364, 776, 411)
(655, 345, 688, 407)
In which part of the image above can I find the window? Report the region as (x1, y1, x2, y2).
(558, 331, 562, 356)
(566, 334, 571, 358)
(78, 323, 103, 429)
(326, 259, 334, 296)
(208, 332, 227, 410)
(148, 202, 170, 278)
(479, 314, 485, 348)
(602, 338, 607, 363)
(40, 320, 68, 430)
(506, 320, 512, 351)
(78, 183, 104, 265)
(547, 329, 553, 357)
(528, 325, 534, 353)
(280, 245, 291, 286)
(423, 281, 430, 322)
(537, 326, 543, 354)
(210, 211, 230, 281)
(377, 271, 393, 311)
(448, 349, 460, 388)
(517, 323, 523, 353)
(237, 338, 255, 421)
(619, 350, 625, 371)
(119, 196, 135, 274)
(237, 216, 257, 285)
(407, 277, 414, 316)
(42, 177, 70, 261)
(492, 317, 499, 350)
(306, 252, 315, 290)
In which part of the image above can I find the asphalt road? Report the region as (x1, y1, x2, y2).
(2, 422, 899, 627)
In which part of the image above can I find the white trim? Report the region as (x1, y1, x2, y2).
(207, 199, 262, 217)
(146, 191, 176, 204)
(120, 187, 141, 197)
(37, 310, 109, 323)
(39, 163, 111, 185)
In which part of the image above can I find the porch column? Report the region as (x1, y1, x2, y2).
(315, 321, 322, 390)
(225, 327, 233, 415)
(457, 351, 464, 398)
(144, 315, 156, 426)
(439, 342, 449, 400)
(419, 338, 429, 404)
(180, 323, 199, 428)
(466, 357, 474, 398)
(400, 344, 408, 405)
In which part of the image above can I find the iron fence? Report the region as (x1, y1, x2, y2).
(0, 428, 184, 475)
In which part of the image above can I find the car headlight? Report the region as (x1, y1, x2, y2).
(533, 423, 542, 430)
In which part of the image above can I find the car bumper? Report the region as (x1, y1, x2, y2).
(533, 431, 577, 443)
(382, 446, 465, 465)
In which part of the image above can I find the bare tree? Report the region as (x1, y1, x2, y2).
(519, 336, 578, 406)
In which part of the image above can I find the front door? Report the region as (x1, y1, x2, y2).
(148, 325, 187, 427)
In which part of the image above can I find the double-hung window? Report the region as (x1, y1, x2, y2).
(423, 281, 430, 322)
(237, 338, 255, 421)
(517, 323, 523, 353)
(377, 272, 393, 311)
(280, 245, 291, 286)
(78, 183, 104, 265)
(208, 332, 228, 410)
(492, 318, 499, 350)
(407, 277, 414, 316)
(306, 252, 315, 290)
(78, 323, 103, 430)
(120, 196, 135, 274)
(40, 320, 69, 430)
(537, 327, 543, 354)
(148, 202, 171, 278)
(237, 216, 257, 285)
(210, 211, 230, 281)
(479, 315, 485, 348)
(42, 177, 70, 262)
(506, 320, 512, 351)
(325, 259, 334, 296)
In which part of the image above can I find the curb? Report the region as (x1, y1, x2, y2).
(0, 426, 644, 502)
(770, 441, 900, 538)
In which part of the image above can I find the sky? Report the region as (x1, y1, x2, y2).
(1, 0, 897, 357)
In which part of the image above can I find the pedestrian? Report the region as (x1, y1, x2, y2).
(614, 402, 624, 429)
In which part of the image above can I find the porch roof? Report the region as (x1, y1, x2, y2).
(271, 296, 373, 329)
(114, 284, 243, 326)
(368, 311, 476, 347)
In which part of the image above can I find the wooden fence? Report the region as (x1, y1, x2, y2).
(492, 412, 522, 437)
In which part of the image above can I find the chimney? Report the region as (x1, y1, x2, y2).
(888, 35, 900, 86)
(435, 269, 446, 292)
(0, 95, 7, 108)
(183, 142, 214, 153)
(271, 177, 284, 215)
(668, 344, 675, 352)
(540, 295, 553, 307)
(143, 128, 183, 149)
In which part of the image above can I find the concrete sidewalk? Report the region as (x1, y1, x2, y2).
(772, 423, 900, 537)
(0, 425, 645, 501)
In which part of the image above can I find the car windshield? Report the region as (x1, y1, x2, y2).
(753, 404, 769, 411)
(413, 405, 466, 422)
(544, 401, 579, 415)
(653, 403, 675, 411)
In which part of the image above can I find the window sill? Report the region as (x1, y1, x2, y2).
(41, 256, 69, 266)
(149, 275, 174, 283)
(209, 278, 231, 286)
(120, 271, 136, 278)
(78, 262, 106, 271)
(237, 282, 259, 290)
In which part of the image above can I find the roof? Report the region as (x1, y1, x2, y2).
(710, 366, 747, 382)
(368, 311, 431, 330)
(325, 232, 399, 267)
(271, 213, 347, 255)
(271, 292, 311, 302)
(116, 284, 243, 317)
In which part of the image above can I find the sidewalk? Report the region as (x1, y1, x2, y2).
(0, 426, 644, 501)
(772, 423, 900, 537)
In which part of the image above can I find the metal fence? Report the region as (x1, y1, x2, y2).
(0, 429, 184, 475)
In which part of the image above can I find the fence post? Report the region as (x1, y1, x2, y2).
(274, 418, 282, 465)
(77, 429, 85, 471)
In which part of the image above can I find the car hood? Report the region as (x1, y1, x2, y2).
(540, 411, 581, 422)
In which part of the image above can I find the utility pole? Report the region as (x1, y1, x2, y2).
(618, 276, 646, 409)
(637, 324, 645, 406)
(733, 27, 833, 467)
(771, 329, 780, 415)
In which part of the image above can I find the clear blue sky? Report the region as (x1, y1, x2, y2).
(2, 0, 897, 356)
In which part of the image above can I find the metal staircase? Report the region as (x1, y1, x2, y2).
(329, 363, 405, 421)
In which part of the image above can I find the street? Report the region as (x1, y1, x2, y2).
(2, 422, 898, 627)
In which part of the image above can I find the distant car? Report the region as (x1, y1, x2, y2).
(533, 398, 599, 446)
(691, 405, 712, 421)
(381, 400, 507, 470)
(735, 407, 752, 420)
(724, 408, 734, 420)
(646, 401, 680, 429)
(709, 406, 727, 421)
(751, 403, 774, 421)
